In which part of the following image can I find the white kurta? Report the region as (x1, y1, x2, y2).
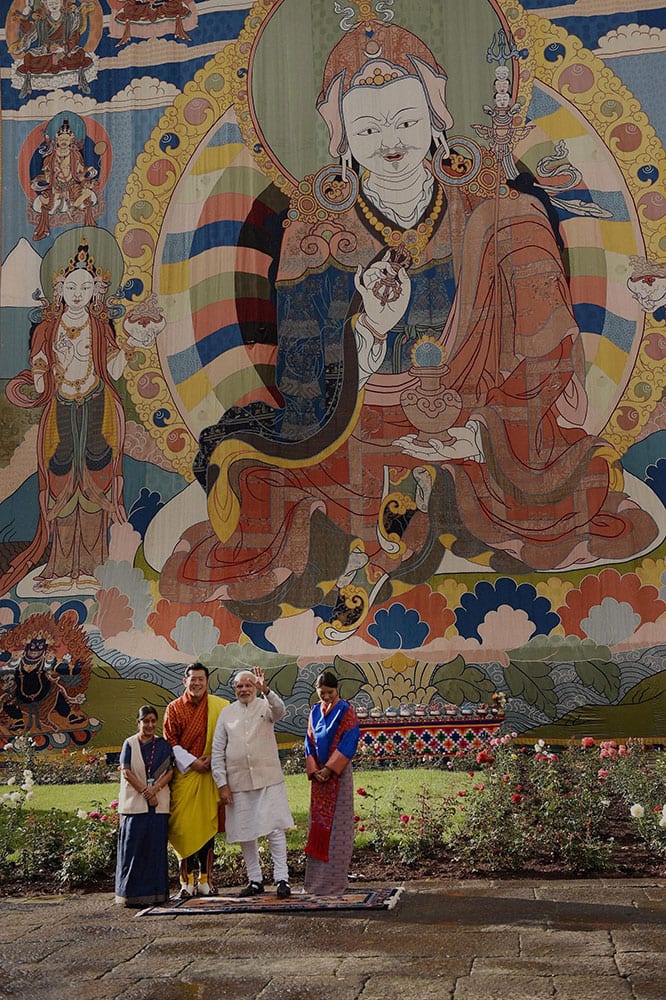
(224, 784, 294, 843)
(212, 690, 294, 843)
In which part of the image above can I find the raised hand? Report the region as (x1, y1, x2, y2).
(354, 250, 411, 337)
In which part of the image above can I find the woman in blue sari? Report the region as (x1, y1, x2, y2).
(304, 671, 360, 896)
(115, 705, 174, 907)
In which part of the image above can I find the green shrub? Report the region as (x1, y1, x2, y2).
(2, 736, 116, 785)
(450, 736, 665, 873)
(354, 780, 459, 864)
(1, 733, 664, 889)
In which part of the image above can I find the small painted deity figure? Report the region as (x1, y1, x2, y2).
(30, 115, 100, 241)
(627, 256, 666, 320)
(0, 614, 91, 739)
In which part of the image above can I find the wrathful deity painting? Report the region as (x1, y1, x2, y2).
(1, 0, 666, 752)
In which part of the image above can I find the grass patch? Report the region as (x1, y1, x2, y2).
(1, 768, 468, 828)
(0, 783, 117, 813)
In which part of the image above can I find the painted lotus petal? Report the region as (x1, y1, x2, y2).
(477, 607, 537, 649)
(170, 611, 221, 657)
(646, 458, 666, 505)
(367, 603, 429, 650)
(456, 578, 559, 642)
(581, 598, 642, 645)
(360, 586, 454, 645)
(128, 488, 165, 539)
(148, 599, 239, 651)
(94, 587, 133, 640)
(94, 560, 153, 632)
(558, 569, 666, 639)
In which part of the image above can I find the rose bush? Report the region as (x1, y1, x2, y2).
(1, 734, 664, 890)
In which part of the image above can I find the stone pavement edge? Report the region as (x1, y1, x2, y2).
(0, 878, 664, 1000)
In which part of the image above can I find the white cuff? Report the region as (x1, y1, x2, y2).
(173, 744, 198, 774)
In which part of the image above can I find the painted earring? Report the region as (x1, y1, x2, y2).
(312, 157, 359, 213)
(432, 135, 482, 186)
(433, 129, 450, 160)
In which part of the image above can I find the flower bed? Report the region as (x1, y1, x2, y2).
(1, 734, 664, 893)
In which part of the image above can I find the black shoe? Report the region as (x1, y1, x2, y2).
(239, 880, 264, 898)
(276, 880, 291, 899)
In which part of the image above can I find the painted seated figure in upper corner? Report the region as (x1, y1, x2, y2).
(8, 0, 98, 97)
(159, 11, 658, 641)
(109, 0, 195, 47)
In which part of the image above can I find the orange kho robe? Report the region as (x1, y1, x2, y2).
(163, 692, 225, 860)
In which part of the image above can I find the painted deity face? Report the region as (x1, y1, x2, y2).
(62, 267, 95, 310)
(342, 76, 432, 182)
(44, 0, 64, 18)
(55, 130, 75, 151)
(183, 668, 208, 704)
(24, 636, 48, 667)
(234, 673, 258, 705)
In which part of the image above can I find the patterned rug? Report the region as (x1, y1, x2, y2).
(139, 885, 403, 916)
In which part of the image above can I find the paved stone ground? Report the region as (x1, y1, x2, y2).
(0, 878, 664, 1000)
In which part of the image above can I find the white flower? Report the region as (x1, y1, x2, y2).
(23, 769, 33, 779)
(6, 776, 16, 786)
(76, 809, 88, 820)
(24, 791, 33, 802)
(9, 791, 21, 803)
(659, 817, 666, 829)
(533, 739, 545, 751)
(630, 803, 645, 819)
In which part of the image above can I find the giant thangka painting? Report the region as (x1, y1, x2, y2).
(1, 0, 666, 752)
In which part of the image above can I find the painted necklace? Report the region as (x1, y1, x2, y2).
(61, 319, 89, 339)
(357, 183, 444, 267)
